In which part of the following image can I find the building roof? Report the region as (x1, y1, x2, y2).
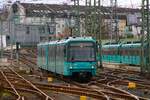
(20, 3, 140, 19)
(0, 10, 9, 20)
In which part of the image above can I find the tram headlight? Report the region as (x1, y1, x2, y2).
(70, 66, 73, 69)
(91, 66, 94, 69)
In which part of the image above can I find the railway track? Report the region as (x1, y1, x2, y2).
(13, 81, 108, 100)
(1, 66, 109, 100)
(38, 70, 142, 100)
(70, 80, 140, 100)
(2, 48, 150, 100)
(17, 48, 150, 100)
(98, 68, 150, 86)
(96, 70, 150, 99)
(0, 67, 54, 100)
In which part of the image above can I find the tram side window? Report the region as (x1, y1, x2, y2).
(124, 49, 127, 57)
(135, 50, 137, 56)
(39, 47, 42, 63)
(135, 49, 139, 56)
(134, 50, 137, 56)
(107, 49, 110, 55)
(129, 49, 131, 56)
(52, 45, 55, 61)
(111, 49, 114, 55)
(113, 49, 115, 55)
(135, 49, 137, 56)
(106, 50, 109, 55)
(113, 50, 115, 55)
(120, 49, 122, 55)
(121, 49, 123, 55)
(122, 49, 124, 55)
(40, 47, 42, 57)
(109, 49, 112, 55)
(106, 49, 109, 55)
(51, 46, 53, 61)
(59, 46, 62, 60)
(131, 49, 134, 56)
(42, 48, 44, 63)
(41, 48, 43, 64)
(124, 49, 127, 56)
(109, 50, 112, 55)
(55, 45, 57, 61)
(133, 49, 136, 56)
(40, 48, 41, 62)
(114, 49, 117, 55)
(108, 50, 110, 55)
(38, 47, 41, 57)
(60, 46, 64, 60)
(102, 50, 105, 55)
(136, 50, 138, 56)
(56, 45, 60, 60)
(127, 49, 130, 56)
(57, 45, 59, 61)
(59, 46, 62, 58)
(112, 49, 115, 55)
(137, 49, 140, 56)
(132, 49, 135, 56)
(48, 46, 52, 63)
(102, 49, 105, 55)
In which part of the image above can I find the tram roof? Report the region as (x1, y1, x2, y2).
(38, 37, 95, 46)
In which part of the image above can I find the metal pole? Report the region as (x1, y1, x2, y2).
(114, 0, 118, 42)
(85, 0, 88, 35)
(85, 0, 92, 35)
(77, 0, 80, 36)
(110, 0, 113, 41)
(11, 20, 15, 62)
(9, 20, 13, 61)
(98, 0, 103, 68)
(0, 20, 3, 59)
(146, 0, 150, 72)
(141, 0, 150, 73)
(93, 0, 96, 39)
(141, 0, 145, 73)
(74, 0, 80, 36)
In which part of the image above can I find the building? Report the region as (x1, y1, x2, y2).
(6, 2, 141, 45)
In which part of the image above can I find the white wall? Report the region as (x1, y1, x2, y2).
(0, 35, 6, 48)
(132, 26, 141, 35)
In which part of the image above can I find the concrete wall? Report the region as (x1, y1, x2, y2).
(0, 35, 7, 48)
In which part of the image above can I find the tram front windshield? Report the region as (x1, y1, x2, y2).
(68, 42, 96, 62)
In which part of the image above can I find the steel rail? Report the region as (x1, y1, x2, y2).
(0, 70, 21, 100)
(12, 81, 108, 100)
(107, 79, 149, 100)
(5, 87, 45, 100)
(9, 67, 54, 100)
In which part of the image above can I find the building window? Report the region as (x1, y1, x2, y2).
(26, 26, 30, 34)
(62, 24, 64, 28)
(39, 26, 45, 34)
(129, 26, 132, 31)
(57, 24, 60, 28)
(48, 27, 55, 34)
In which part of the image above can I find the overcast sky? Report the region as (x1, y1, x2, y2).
(0, 0, 141, 8)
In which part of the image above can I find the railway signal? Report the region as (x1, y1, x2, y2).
(12, 3, 18, 14)
(16, 42, 20, 65)
(128, 82, 136, 89)
(48, 77, 53, 82)
(80, 96, 87, 100)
